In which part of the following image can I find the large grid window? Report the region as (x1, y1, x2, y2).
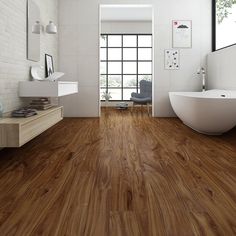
(100, 34, 152, 101)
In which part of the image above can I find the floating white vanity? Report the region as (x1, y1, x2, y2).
(19, 81, 78, 97)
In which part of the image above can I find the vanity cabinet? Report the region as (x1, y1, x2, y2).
(0, 107, 63, 147)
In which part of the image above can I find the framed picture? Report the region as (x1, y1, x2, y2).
(165, 49, 180, 70)
(45, 54, 54, 77)
(172, 20, 192, 48)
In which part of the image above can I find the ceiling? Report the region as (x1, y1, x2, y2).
(100, 5, 153, 22)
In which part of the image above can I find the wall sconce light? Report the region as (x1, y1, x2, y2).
(32, 21, 57, 34)
(46, 21, 57, 34)
(32, 21, 42, 34)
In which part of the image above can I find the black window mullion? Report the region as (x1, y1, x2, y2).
(121, 35, 124, 101)
(101, 74, 152, 76)
(136, 35, 139, 93)
(100, 34, 152, 102)
(101, 60, 152, 62)
(106, 35, 108, 94)
(101, 33, 151, 36)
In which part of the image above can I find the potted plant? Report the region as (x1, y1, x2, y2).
(102, 91, 112, 107)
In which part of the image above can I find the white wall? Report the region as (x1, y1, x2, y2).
(101, 21, 152, 34)
(58, 0, 212, 117)
(207, 45, 236, 90)
(0, 0, 58, 113)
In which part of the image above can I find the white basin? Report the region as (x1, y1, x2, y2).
(19, 81, 78, 97)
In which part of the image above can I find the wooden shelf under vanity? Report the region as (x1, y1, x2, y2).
(0, 106, 63, 148)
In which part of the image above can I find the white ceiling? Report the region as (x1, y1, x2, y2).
(101, 5, 153, 22)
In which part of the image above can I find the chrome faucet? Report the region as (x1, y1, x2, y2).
(197, 67, 206, 91)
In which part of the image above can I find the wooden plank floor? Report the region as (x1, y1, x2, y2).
(0, 108, 236, 236)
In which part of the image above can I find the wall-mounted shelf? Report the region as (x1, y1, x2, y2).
(19, 81, 78, 97)
(0, 107, 63, 147)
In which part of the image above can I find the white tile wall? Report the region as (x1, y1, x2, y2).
(207, 45, 236, 90)
(0, 0, 58, 113)
(58, 0, 212, 117)
(62, 87, 100, 117)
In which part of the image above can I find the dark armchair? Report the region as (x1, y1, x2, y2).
(130, 80, 152, 114)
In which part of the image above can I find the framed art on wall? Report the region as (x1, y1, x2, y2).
(45, 54, 54, 77)
(172, 20, 192, 48)
(165, 49, 180, 70)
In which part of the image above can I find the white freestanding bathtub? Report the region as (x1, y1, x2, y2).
(169, 90, 236, 135)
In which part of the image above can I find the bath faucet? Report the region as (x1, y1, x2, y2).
(197, 67, 206, 91)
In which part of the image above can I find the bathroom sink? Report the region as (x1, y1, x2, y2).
(19, 81, 78, 97)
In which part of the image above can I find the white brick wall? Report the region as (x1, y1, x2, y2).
(0, 0, 58, 113)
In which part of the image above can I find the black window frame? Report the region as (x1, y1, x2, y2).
(100, 33, 152, 101)
(212, 0, 236, 51)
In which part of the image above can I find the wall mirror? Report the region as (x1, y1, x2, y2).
(213, 0, 236, 51)
(27, 0, 40, 62)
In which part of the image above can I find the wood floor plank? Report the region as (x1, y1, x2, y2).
(109, 211, 148, 236)
(0, 108, 235, 235)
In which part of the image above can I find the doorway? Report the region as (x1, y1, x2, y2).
(99, 5, 154, 116)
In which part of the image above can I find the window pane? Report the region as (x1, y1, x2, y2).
(100, 88, 106, 100)
(100, 34, 152, 101)
(108, 35, 122, 47)
(123, 75, 137, 87)
(100, 75, 106, 87)
(108, 48, 121, 60)
(100, 48, 106, 60)
(100, 62, 106, 74)
(123, 62, 136, 74)
(138, 62, 152, 74)
(100, 35, 107, 47)
(123, 35, 137, 47)
(138, 35, 152, 47)
(138, 75, 152, 83)
(108, 62, 121, 74)
(123, 89, 136, 100)
(108, 89, 122, 100)
(138, 48, 152, 60)
(215, 3, 236, 50)
(123, 48, 137, 60)
(108, 75, 121, 87)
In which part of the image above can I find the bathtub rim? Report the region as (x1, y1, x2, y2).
(169, 90, 236, 100)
